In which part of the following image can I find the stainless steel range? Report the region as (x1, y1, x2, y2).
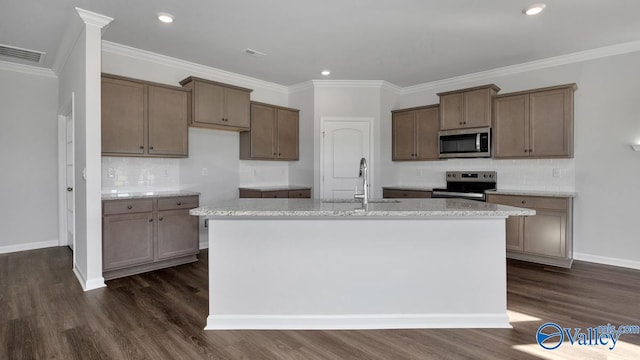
(431, 171, 497, 201)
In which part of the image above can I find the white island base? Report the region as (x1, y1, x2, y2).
(205, 216, 511, 330)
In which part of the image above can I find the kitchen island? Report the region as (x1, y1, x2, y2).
(191, 198, 534, 330)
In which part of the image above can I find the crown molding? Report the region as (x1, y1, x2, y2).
(0, 60, 56, 78)
(288, 81, 314, 94)
(75, 7, 114, 32)
(402, 40, 640, 95)
(102, 41, 289, 95)
(311, 79, 390, 88)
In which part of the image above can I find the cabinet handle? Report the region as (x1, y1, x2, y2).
(273, 152, 276, 156)
(127, 205, 132, 209)
(139, 146, 144, 149)
(459, 122, 463, 125)
(463, 121, 466, 125)
(149, 146, 154, 150)
(521, 200, 526, 204)
(148, 218, 153, 222)
(159, 217, 163, 221)
(278, 153, 281, 156)
(177, 202, 182, 206)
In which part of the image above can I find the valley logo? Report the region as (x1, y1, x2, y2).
(536, 322, 640, 351)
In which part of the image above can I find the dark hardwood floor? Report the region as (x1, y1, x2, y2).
(2, 247, 639, 359)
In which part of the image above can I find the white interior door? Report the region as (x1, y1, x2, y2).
(321, 119, 372, 199)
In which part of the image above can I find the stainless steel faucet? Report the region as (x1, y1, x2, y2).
(354, 157, 368, 205)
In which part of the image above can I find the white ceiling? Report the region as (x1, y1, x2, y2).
(2, 0, 640, 87)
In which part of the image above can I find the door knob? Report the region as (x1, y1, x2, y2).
(66, 187, 73, 192)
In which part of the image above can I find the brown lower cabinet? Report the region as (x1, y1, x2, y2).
(102, 195, 199, 280)
(382, 188, 432, 198)
(239, 188, 311, 198)
(486, 193, 573, 268)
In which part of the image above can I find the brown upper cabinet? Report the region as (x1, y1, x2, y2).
(240, 102, 300, 161)
(179, 76, 252, 131)
(392, 105, 439, 161)
(102, 74, 189, 157)
(438, 84, 500, 130)
(493, 84, 576, 159)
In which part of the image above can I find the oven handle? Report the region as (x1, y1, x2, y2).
(432, 191, 486, 199)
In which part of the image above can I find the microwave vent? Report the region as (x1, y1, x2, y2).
(0, 44, 46, 64)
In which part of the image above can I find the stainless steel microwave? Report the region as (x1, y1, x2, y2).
(438, 127, 491, 158)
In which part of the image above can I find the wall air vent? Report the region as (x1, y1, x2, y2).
(242, 48, 267, 57)
(0, 44, 46, 64)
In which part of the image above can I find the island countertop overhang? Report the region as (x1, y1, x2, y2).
(190, 198, 535, 218)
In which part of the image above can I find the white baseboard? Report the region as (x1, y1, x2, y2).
(0, 240, 59, 254)
(574, 252, 640, 270)
(199, 241, 208, 250)
(205, 313, 512, 330)
(73, 266, 106, 292)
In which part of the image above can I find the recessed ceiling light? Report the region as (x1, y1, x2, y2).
(321, 70, 331, 76)
(523, 3, 546, 16)
(158, 13, 174, 23)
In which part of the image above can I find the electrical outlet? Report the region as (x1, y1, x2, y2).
(108, 168, 114, 178)
(552, 168, 561, 178)
(202, 167, 208, 176)
(204, 219, 208, 228)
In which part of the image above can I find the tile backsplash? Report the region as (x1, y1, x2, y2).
(392, 158, 575, 192)
(102, 157, 180, 193)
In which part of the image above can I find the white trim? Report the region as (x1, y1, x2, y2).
(288, 80, 314, 94)
(0, 240, 59, 254)
(312, 79, 389, 88)
(199, 241, 209, 250)
(205, 313, 511, 330)
(75, 7, 114, 30)
(101, 41, 289, 95)
(402, 40, 640, 95)
(574, 252, 640, 271)
(73, 266, 106, 291)
(0, 60, 56, 78)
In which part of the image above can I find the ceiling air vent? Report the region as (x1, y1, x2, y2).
(0, 44, 46, 64)
(242, 48, 267, 57)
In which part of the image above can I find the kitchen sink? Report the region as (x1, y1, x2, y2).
(321, 199, 400, 204)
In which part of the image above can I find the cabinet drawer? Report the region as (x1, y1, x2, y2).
(261, 190, 290, 198)
(487, 194, 568, 210)
(383, 189, 432, 198)
(103, 199, 154, 215)
(158, 196, 199, 210)
(288, 189, 311, 198)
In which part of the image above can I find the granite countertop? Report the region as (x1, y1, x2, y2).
(382, 185, 436, 192)
(486, 189, 577, 198)
(238, 185, 311, 191)
(102, 190, 200, 200)
(190, 198, 534, 218)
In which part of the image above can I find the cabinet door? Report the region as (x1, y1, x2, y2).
(147, 85, 189, 156)
(276, 108, 299, 160)
(439, 93, 464, 130)
(493, 94, 530, 158)
(414, 107, 439, 160)
(524, 210, 567, 258)
(102, 77, 146, 155)
(392, 111, 416, 160)
(157, 210, 199, 260)
(530, 88, 573, 158)
(505, 216, 524, 252)
(249, 103, 276, 158)
(261, 190, 289, 198)
(382, 189, 431, 198)
(194, 81, 225, 126)
(463, 88, 492, 128)
(224, 87, 251, 129)
(103, 213, 154, 270)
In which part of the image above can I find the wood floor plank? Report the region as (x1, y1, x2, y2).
(1, 247, 639, 359)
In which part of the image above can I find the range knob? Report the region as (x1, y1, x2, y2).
(484, 174, 488, 178)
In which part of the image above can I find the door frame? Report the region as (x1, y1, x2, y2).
(57, 93, 75, 264)
(319, 117, 374, 200)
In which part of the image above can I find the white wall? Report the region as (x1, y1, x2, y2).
(394, 51, 640, 267)
(0, 68, 58, 253)
(288, 83, 315, 192)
